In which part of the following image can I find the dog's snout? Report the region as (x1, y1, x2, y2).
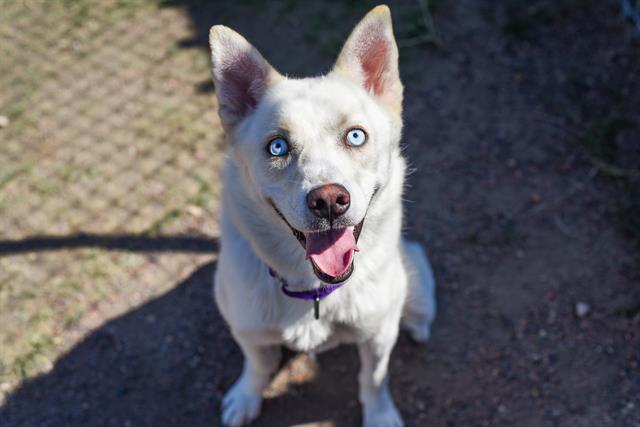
(306, 184, 351, 220)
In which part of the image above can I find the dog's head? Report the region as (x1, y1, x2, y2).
(209, 5, 403, 283)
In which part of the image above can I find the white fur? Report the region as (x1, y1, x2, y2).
(209, 5, 436, 427)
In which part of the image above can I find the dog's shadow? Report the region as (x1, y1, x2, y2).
(0, 260, 371, 427)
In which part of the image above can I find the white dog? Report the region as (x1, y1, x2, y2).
(209, 5, 436, 426)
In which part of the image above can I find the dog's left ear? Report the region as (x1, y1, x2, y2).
(209, 26, 281, 130)
(332, 5, 403, 113)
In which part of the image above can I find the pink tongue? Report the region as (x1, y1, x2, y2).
(306, 227, 358, 278)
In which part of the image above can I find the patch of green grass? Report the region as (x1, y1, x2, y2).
(160, 106, 194, 133)
(56, 163, 98, 184)
(58, 0, 160, 35)
(0, 165, 30, 191)
(11, 334, 54, 380)
(63, 307, 85, 329)
(64, 0, 91, 28)
(165, 42, 182, 59)
(576, 119, 640, 245)
(140, 172, 218, 234)
(411, 0, 442, 47)
(578, 118, 636, 179)
(580, 119, 633, 164)
(143, 207, 182, 234)
(31, 178, 60, 196)
(82, 259, 110, 280)
(191, 50, 210, 74)
(59, 164, 76, 183)
(394, 0, 442, 81)
(157, 0, 181, 7)
(188, 173, 215, 208)
(4, 65, 43, 123)
(116, 0, 152, 9)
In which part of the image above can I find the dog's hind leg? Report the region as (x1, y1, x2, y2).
(221, 336, 281, 426)
(401, 240, 436, 342)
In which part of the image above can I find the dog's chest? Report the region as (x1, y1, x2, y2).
(280, 317, 360, 352)
(275, 274, 402, 352)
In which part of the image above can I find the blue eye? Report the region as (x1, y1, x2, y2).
(268, 137, 289, 157)
(345, 128, 367, 147)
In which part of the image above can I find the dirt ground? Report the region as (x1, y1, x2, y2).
(0, 1, 639, 426)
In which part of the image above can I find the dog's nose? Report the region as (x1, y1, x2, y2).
(306, 184, 351, 220)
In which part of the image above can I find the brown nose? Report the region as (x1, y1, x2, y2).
(306, 184, 351, 220)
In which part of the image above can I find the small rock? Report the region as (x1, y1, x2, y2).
(0, 115, 8, 128)
(187, 204, 204, 217)
(531, 193, 542, 204)
(575, 302, 590, 318)
(625, 402, 635, 413)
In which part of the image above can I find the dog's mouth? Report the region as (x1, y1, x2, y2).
(301, 222, 364, 284)
(270, 205, 365, 284)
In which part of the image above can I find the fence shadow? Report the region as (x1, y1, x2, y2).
(0, 233, 218, 256)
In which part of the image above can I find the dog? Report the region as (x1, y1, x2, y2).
(209, 5, 436, 426)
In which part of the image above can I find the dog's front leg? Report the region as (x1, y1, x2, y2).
(222, 336, 281, 426)
(358, 326, 403, 427)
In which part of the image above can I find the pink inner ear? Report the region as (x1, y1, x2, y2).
(359, 35, 389, 96)
(220, 53, 267, 118)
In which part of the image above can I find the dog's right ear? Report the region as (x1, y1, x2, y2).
(332, 5, 402, 115)
(209, 26, 281, 130)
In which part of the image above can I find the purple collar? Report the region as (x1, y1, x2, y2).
(269, 268, 345, 319)
(280, 281, 345, 300)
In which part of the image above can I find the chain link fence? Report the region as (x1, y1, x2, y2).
(0, 1, 222, 398)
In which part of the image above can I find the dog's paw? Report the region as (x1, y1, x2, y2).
(221, 381, 262, 426)
(402, 311, 433, 343)
(404, 318, 432, 343)
(362, 403, 404, 427)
